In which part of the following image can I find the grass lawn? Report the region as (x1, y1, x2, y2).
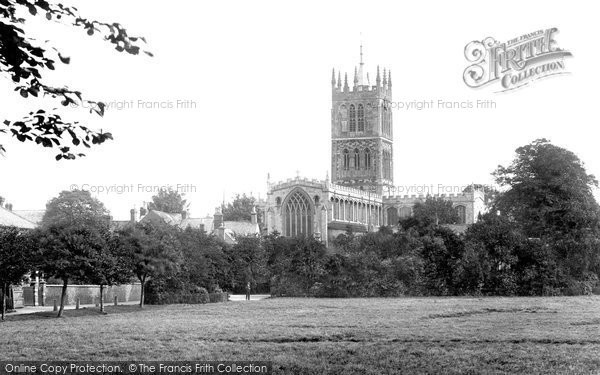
(2, 296, 600, 374)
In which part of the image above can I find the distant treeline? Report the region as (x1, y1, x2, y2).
(2, 139, 600, 317)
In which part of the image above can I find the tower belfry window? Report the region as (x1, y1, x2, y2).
(365, 148, 371, 170)
(349, 104, 356, 132)
(340, 105, 348, 132)
(357, 104, 365, 132)
(383, 105, 388, 136)
(343, 149, 350, 170)
(354, 148, 360, 170)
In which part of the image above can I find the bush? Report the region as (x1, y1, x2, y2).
(145, 278, 212, 304)
(195, 287, 210, 304)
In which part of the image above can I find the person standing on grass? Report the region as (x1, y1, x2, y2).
(246, 281, 251, 301)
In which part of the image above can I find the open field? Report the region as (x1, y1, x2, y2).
(2, 297, 600, 374)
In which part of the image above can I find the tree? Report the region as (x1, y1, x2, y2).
(1, 1, 150, 159)
(400, 197, 460, 231)
(42, 190, 111, 228)
(493, 139, 600, 238)
(229, 235, 268, 292)
(492, 139, 600, 293)
(462, 213, 523, 294)
(419, 227, 465, 295)
(178, 227, 229, 292)
(37, 190, 111, 317)
(0, 226, 33, 321)
(223, 194, 261, 222)
(36, 224, 108, 317)
(147, 188, 188, 213)
(117, 222, 181, 308)
(289, 236, 328, 295)
(86, 232, 134, 313)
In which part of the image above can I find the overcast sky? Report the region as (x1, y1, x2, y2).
(1, 0, 598, 220)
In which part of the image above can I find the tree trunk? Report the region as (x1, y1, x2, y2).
(99, 284, 105, 313)
(139, 276, 145, 308)
(57, 279, 68, 318)
(1, 283, 6, 322)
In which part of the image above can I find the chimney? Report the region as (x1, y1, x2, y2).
(251, 206, 257, 225)
(182, 210, 188, 220)
(216, 222, 226, 241)
(213, 206, 223, 230)
(130, 208, 136, 224)
(6, 203, 12, 211)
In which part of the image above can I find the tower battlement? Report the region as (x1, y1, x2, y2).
(382, 190, 485, 201)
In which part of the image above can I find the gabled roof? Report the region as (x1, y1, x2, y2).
(12, 210, 45, 225)
(0, 207, 37, 229)
(140, 210, 212, 232)
(180, 217, 211, 231)
(144, 210, 183, 225)
(138, 210, 260, 243)
(223, 221, 260, 235)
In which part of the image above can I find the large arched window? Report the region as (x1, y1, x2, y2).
(357, 104, 365, 132)
(366, 103, 373, 131)
(349, 104, 356, 132)
(339, 105, 348, 132)
(382, 151, 390, 179)
(364, 148, 371, 170)
(343, 149, 350, 170)
(383, 105, 388, 136)
(382, 150, 392, 180)
(354, 148, 360, 170)
(455, 205, 466, 224)
(284, 190, 313, 237)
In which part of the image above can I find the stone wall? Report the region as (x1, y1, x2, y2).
(42, 284, 141, 306)
(382, 191, 485, 225)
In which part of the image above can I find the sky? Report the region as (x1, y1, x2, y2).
(1, 0, 599, 220)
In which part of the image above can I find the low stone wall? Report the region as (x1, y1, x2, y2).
(43, 284, 141, 306)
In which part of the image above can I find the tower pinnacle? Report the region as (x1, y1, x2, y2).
(343, 72, 349, 91)
(331, 68, 336, 87)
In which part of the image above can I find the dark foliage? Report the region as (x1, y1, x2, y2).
(147, 188, 188, 214)
(0, 0, 151, 159)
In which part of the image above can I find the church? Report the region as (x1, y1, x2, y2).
(259, 47, 485, 245)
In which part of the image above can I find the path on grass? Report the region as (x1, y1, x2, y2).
(228, 294, 270, 301)
(7, 300, 140, 316)
(7, 295, 269, 316)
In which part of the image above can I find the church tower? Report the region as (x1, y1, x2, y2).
(330, 45, 393, 194)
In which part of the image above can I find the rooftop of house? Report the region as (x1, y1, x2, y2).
(141, 209, 259, 233)
(12, 210, 45, 225)
(0, 207, 37, 229)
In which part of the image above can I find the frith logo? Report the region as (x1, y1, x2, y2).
(463, 28, 572, 92)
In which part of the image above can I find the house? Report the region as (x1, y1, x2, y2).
(127, 205, 260, 244)
(0, 206, 37, 229)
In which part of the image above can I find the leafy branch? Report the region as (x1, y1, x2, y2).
(0, 0, 151, 159)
